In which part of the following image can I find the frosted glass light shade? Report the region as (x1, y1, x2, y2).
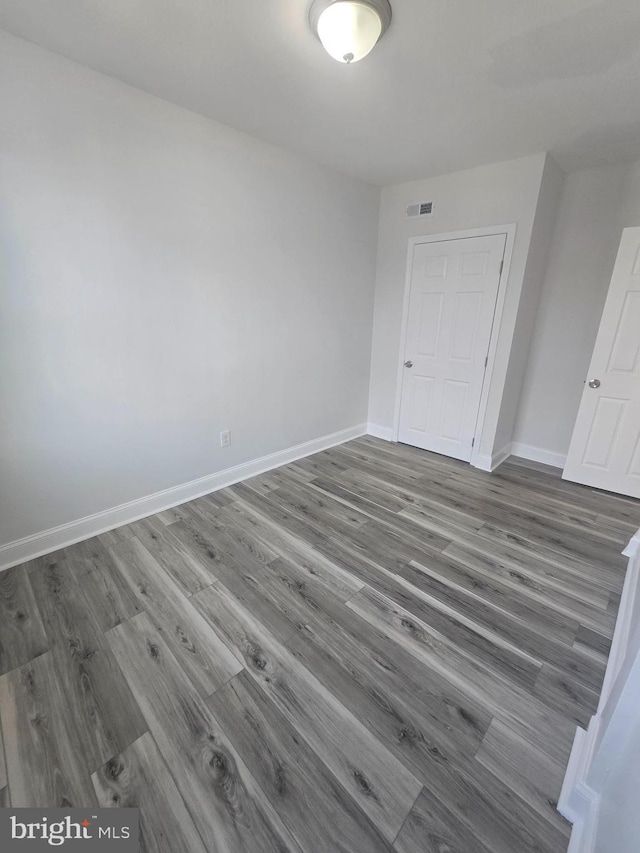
(317, 2, 383, 63)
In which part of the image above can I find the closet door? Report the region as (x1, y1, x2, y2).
(563, 227, 640, 498)
(398, 233, 505, 462)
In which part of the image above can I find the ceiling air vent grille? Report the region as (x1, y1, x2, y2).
(406, 201, 433, 218)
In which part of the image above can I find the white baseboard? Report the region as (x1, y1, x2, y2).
(366, 423, 396, 442)
(491, 443, 513, 471)
(559, 716, 602, 853)
(510, 441, 567, 469)
(0, 423, 367, 572)
(597, 537, 640, 711)
(476, 441, 567, 471)
(475, 443, 512, 472)
(558, 727, 586, 824)
(559, 721, 601, 822)
(567, 789, 600, 853)
(474, 454, 492, 472)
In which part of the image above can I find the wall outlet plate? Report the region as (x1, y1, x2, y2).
(220, 430, 231, 448)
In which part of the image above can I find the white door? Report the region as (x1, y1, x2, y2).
(563, 227, 640, 498)
(398, 233, 506, 461)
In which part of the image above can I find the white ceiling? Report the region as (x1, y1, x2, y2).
(1, 0, 640, 186)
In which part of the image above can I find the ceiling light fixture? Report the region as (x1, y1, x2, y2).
(309, 0, 392, 64)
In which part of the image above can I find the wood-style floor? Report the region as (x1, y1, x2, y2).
(1, 437, 638, 852)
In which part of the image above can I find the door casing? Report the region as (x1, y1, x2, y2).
(392, 225, 516, 468)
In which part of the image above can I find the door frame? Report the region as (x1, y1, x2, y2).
(392, 224, 516, 468)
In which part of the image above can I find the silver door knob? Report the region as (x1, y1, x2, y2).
(404, 360, 413, 368)
(588, 379, 601, 388)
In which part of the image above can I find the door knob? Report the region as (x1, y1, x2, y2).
(404, 360, 413, 368)
(588, 379, 601, 388)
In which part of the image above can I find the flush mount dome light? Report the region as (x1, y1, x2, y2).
(309, 0, 392, 63)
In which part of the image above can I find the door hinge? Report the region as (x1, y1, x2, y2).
(471, 438, 475, 447)
(499, 260, 504, 274)
(484, 356, 488, 368)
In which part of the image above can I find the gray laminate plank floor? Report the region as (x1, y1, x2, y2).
(91, 732, 208, 853)
(0, 564, 49, 676)
(0, 708, 7, 790)
(1, 437, 638, 853)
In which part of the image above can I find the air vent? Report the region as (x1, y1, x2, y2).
(406, 201, 433, 218)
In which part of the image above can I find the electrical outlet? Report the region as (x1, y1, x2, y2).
(220, 430, 231, 448)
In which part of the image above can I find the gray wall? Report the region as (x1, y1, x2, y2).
(493, 154, 564, 454)
(0, 31, 380, 546)
(513, 163, 631, 458)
